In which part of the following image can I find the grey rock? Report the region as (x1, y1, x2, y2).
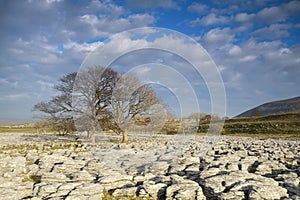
(0, 181, 33, 200)
(166, 179, 205, 200)
(247, 184, 288, 200)
(99, 174, 134, 190)
(0, 134, 299, 199)
(70, 170, 95, 182)
(112, 187, 137, 197)
(40, 172, 70, 183)
(0, 156, 27, 175)
(201, 170, 288, 199)
(143, 181, 167, 199)
(38, 154, 68, 172)
(53, 183, 82, 197)
(33, 183, 60, 197)
(65, 183, 103, 200)
(52, 159, 86, 174)
(255, 160, 287, 176)
(148, 161, 170, 175)
(240, 156, 258, 171)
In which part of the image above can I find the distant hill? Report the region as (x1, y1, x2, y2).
(197, 113, 300, 136)
(236, 96, 300, 118)
(224, 113, 300, 135)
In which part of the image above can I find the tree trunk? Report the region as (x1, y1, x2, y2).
(122, 131, 128, 143)
(88, 129, 96, 144)
(90, 130, 95, 143)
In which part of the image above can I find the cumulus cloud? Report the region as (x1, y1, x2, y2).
(187, 2, 208, 13)
(46, 0, 62, 4)
(1, 1, 155, 45)
(1, 0, 299, 120)
(234, 1, 300, 25)
(0, 0, 158, 122)
(190, 13, 230, 26)
(239, 55, 257, 62)
(203, 27, 234, 46)
(252, 24, 291, 40)
(77, 13, 155, 39)
(285, 0, 300, 13)
(0, 0, 156, 75)
(256, 6, 287, 23)
(196, 20, 300, 115)
(235, 13, 255, 22)
(125, 0, 179, 10)
(78, 28, 225, 116)
(228, 45, 242, 56)
(189, 1, 299, 116)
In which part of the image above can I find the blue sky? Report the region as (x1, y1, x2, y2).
(0, 0, 300, 123)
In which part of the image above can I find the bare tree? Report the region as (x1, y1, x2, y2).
(107, 74, 164, 142)
(33, 73, 76, 134)
(35, 66, 166, 142)
(73, 67, 164, 143)
(72, 67, 119, 142)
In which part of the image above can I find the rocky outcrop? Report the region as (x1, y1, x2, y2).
(0, 134, 299, 199)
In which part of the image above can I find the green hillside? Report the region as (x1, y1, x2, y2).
(236, 96, 300, 118)
(198, 113, 300, 137)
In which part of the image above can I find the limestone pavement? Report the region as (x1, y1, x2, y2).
(0, 133, 299, 199)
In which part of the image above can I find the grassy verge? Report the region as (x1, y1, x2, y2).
(0, 125, 53, 133)
(0, 126, 38, 133)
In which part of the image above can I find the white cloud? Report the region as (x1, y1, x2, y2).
(6, 37, 62, 66)
(36, 80, 54, 91)
(64, 41, 102, 53)
(1, 0, 299, 120)
(125, 0, 179, 9)
(239, 55, 257, 62)
(283, 0, 300, 14)
(235, 13, 255, 22)
(0, 94, 28, 101)
(1, 1, 156, 46)
(78, 29, 226, 117)
(190, 13, 229, 26)
(0, 78, 18, 87)
(75, 13, 155, 40)
(87, 0, 125, 16)
(279, 48, 291, 55)
(187, 1, 300, 116)
(228, 45, 242, 56)
(252, 23, 291, 39)
(128, 14, 156, 26)
(235, 1, 300, 25)
(80, 14, 98, 26)
(46, 0, 62, 4)
(199, 31, 300, 116)
(257, 6, 286, 23)
(203, 27, 234, 45)
(187, 2, 208, 13)
(132, 66, 151, 76)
